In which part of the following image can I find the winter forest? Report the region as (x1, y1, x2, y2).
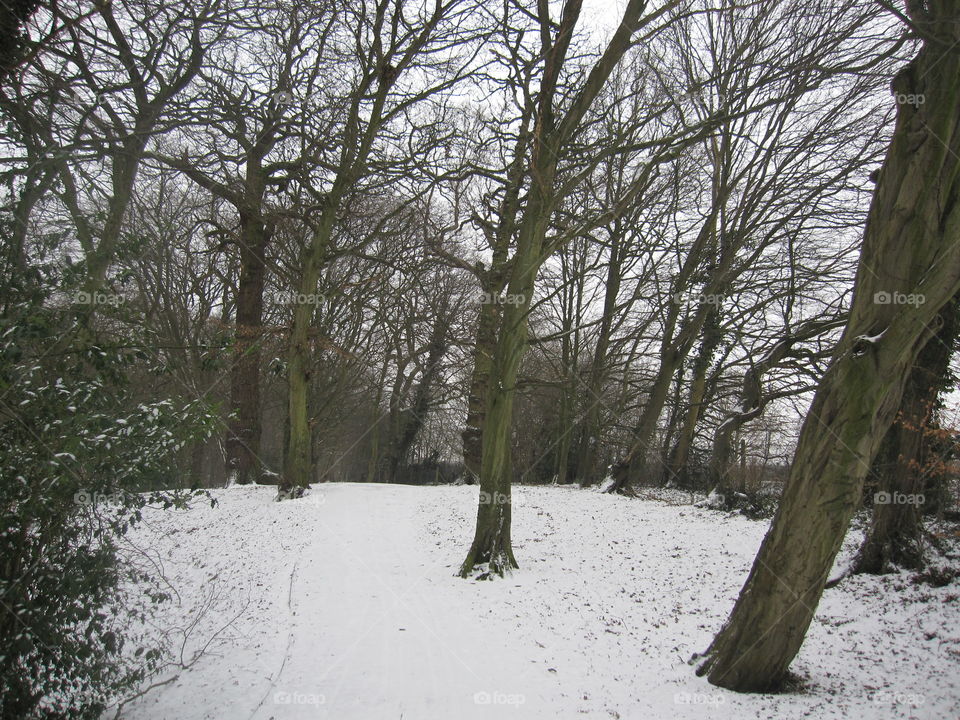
(1, 0, 959, 717)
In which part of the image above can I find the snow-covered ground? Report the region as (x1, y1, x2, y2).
(112, 483, 959, 720)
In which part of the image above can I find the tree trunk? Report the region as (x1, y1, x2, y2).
(667, 308, 721, 485)
(608, 335, 691, 492)
(459, 0, 670, 570)
(462, 283, 501, 482)
(459, 209, 549, 577)
(365, 359, 391, 483)
(608, 194, 724, 494)
(458, 293, 529, 577)
(696, 13, 960, 691)
(225, 215, 270, 485)
(553, 263, 580, 484)
(282, 217, 333, 497)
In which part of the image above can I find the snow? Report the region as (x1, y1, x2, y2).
(113, 484, 959, 720)
(695, 488, 726, 510)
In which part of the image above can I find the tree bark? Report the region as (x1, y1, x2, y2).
(283, 216, 334, 496)
(459, 228, 542, 576)
(226, 213, 271, 485)
(459, 0, 679, 571)
(462, 271, 504, 482)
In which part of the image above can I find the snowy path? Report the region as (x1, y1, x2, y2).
(250, 483, 560, 719)
(116, 484, 959, 720)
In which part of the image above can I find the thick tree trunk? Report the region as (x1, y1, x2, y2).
(282, 218, 333, 497)
(283, 314, 311, 497)
(462, 285, 501, 482)
(855, 414, 927, 572)
(459, 0, 666, 570)
(696, 15, 960, 691)
(459, 294, 529, 577)
(459, 211, 548, 577)
(188, 440, 206, 488)
(226, 216, 270, 485)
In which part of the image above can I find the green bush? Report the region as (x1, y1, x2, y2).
(0, 304, 216, 718)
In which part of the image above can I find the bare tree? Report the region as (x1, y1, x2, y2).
(5, 0, 227, 325)
(606, 0, 894, 493)
(696, 0, 960, 691)
(279, 0, 483, 497)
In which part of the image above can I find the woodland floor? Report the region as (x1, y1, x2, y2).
(113, 483, 959, 720)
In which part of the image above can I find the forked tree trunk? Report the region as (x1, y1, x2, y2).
(459, 213, 548, 577)
(697, 12, 960, 691)
(459, 0, 677, 572)
(607, 191, 724, 494)
(607, 313, 705, 493)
